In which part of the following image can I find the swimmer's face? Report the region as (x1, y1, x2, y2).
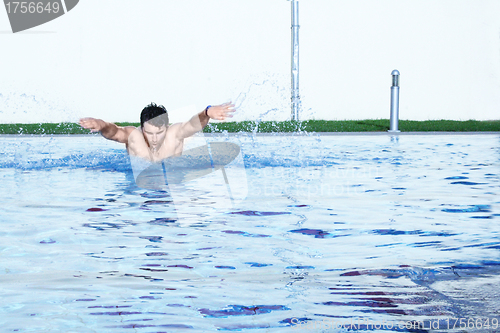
(142, 122, 167, 150)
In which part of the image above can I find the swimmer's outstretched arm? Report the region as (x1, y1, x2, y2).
(175, 102, 235, 140)
(79, 118, 135, 144)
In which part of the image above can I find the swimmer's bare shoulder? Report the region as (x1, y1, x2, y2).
(127, 127, 150, 159)
(166, 122, 183, 139)
(164, 122, 185, 155)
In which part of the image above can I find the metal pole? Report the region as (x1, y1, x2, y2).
(291, 0, 300, 121)
(388, 69, 400, 132)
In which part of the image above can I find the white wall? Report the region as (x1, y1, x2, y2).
(301, 0, 500, 121)
(0, 0, 498, 124)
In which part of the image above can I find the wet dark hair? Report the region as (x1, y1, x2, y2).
(140, 102, 169, 128)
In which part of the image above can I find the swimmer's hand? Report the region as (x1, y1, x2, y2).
(79, 118, 104, 133)
(206, 102, 236, 121)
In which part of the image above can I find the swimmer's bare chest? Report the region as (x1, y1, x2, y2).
(126, 126, 184, 162)
(151, 136, 184, 161)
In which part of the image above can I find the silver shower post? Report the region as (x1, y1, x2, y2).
(291, 0, 300, 121)
(388, 70, 400, 132)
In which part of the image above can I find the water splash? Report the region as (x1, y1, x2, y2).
(230, 74, 289, 122)
(2, 149, 132, 172)
(0, 91, 78, 124)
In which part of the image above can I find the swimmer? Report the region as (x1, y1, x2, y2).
(79, 102, 235, 162)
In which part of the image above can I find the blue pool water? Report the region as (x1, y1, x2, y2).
(0, 133, 499, 332)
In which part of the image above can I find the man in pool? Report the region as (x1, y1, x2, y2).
(79, 102, 235, 162)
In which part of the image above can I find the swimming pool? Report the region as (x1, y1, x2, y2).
(0, 133, 499, 332)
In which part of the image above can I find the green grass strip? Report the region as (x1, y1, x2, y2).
(0, 120, 498, 135)
(204, 119, 500, 133)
